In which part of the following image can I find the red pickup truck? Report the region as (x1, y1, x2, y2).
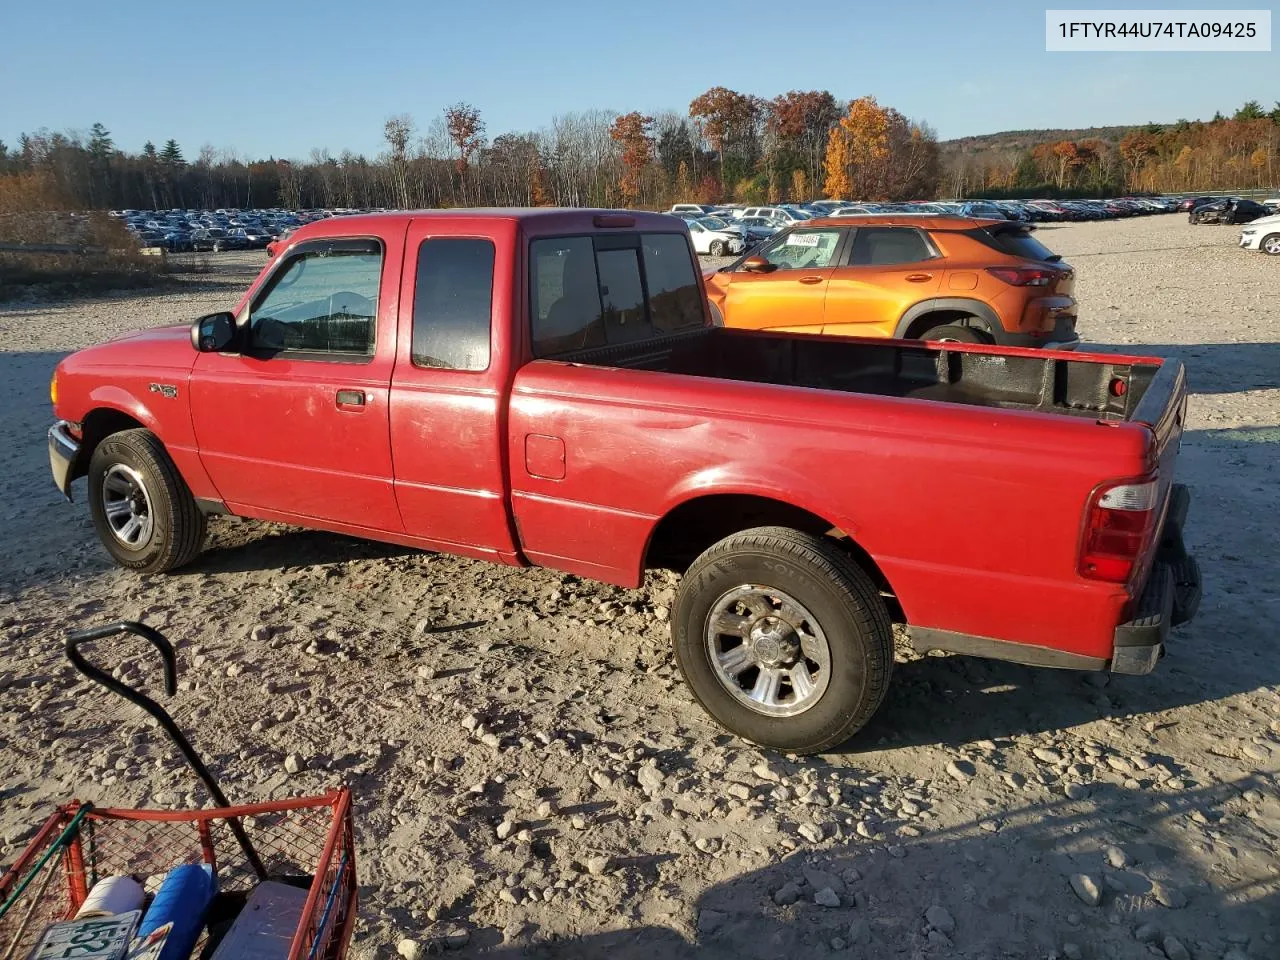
(48, 209, 1201, 753)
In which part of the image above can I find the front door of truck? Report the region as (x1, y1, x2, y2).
(188, 237, 404, 533)
(721, 227, 847, 332)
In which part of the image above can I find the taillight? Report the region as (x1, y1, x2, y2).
(986, 266, 1057, 287)
(1078, 478, 1160, 583)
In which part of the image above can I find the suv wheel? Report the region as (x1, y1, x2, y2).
(1262, 234, 1280, 256)
(709, 240, 726, 257)
(921, 323, 989, 344)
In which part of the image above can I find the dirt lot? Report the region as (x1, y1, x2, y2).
(1, 216, 1278, 959)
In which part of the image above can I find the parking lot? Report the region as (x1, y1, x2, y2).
(1, 214, 1277, 958)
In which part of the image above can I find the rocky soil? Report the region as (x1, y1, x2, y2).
(1, 216, 1278, 959)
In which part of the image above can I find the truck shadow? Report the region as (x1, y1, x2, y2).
(453, 775, 1278, 959)
(1087, 341, 1280, 393)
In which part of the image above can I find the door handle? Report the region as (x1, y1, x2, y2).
(335, 389, 366, 408)
(797, 276, 825, 284)
(905, 274, 934, 282)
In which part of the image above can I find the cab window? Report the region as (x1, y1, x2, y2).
(848, 227, 935, 266)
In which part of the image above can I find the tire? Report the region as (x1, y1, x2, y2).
(672, 526, 893, 754)
(212, 241, 223, 253)
(921, 323, 988, 344)
(709, 240, 726, 257)
(1262, 234, 1280, 256)
(87, 429, 206, 574)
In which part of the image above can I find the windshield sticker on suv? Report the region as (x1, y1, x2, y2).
(785, 234, 820, 247)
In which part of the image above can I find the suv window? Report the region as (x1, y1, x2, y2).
(849, 227, 934, 266)
(411, 238, 494, 371)
(749, 228, 843, 271)
(250, 241, 382, 356)
(530, 233, 703, 357)
(967, 227, 1060, 262)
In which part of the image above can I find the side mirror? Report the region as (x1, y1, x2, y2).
(741, 256, 775, 274)
(191, 312, 237, 352)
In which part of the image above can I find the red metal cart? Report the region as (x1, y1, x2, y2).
(0, 622, 357, 960)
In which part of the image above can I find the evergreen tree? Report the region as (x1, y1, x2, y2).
(1234, 100, 1265, 121)
(159, 139, 184, 165)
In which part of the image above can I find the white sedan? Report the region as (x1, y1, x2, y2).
(1239, 213, 1280, 255)
(688, 217, 747, 257)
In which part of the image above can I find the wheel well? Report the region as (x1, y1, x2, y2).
(903, 309, 987, 340)
(644, 494, 900, 617)
(74, 409, 146, 480)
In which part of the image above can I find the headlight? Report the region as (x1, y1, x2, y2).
(50, 370, 58, 406)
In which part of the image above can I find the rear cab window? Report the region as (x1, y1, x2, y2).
(530, 232, 704, 358)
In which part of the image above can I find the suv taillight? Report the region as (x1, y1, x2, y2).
(987, 266, 1057, 287)
(1078, 478, 1161, 583)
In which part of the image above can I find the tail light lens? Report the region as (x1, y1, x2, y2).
(1079, 478, 1160, 583)
(986, 267, 1058, 287)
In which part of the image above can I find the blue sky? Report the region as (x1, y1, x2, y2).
(2, 0, 1275, 159)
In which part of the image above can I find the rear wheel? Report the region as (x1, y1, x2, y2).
(672, 526, 893, 754)
(921, 323, 989, 344)
(88, 429, 206, 574)
(709, 240, 726, 257)
(1262, 234, 1280, 256)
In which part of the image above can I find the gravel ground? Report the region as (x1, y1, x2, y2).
(1, 216, 1278, 959)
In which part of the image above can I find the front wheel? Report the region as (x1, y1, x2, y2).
(672, 526, 893, 754)
(709, 240, 726, 257)
(88, 429, 207, 574)
(1262, 234, 1280, 256)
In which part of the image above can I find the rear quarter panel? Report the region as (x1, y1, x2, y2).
(508, 361, 1158, 660)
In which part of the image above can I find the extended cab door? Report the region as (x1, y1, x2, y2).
(188, 236, 404, 532)
(720, 226, 847, 332)
(386, 217, 520, 561)
(823, 226, 942, 337)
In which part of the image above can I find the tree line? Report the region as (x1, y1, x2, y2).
(4, 95, 1276, 215)
(946, 100, 1280, 198)
(0, 90, 939, 212)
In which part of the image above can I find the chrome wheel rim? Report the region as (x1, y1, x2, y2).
(705, 584, 831, 717)
(1264, 237, 1280, 254)
(101, 464, 154, 548)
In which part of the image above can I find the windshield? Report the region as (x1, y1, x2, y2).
(697, 217, 730, 230)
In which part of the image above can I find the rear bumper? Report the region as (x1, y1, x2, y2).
(1110, 483, 1201, 674)
(49, 420, 81, 502)
(992, 313, 1080, 351)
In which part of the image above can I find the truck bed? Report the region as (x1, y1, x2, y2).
(558, 328, 1173, 424)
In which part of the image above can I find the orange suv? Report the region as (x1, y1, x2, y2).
(703, 215, 1079, 348)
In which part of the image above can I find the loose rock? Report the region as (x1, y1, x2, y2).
(1069, 873, 1102, 907)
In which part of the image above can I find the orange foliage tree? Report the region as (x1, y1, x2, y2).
(608, 112, 655, 206)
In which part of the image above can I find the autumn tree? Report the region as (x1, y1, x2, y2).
(609, 112, 654, 206)
(1050, 140, 1083, 189)
(1118, 132, 1158, 187)
(768, 90, 839, 196)
(689, 86, 761, 195)
(445, 103, 485, 203)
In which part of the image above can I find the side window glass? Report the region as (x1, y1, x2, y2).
(849, 227, 934, 266)
(530, 237, 605, 357)
(753, 229, 843, 271)
(250, 243, 381, 356)
(642, 233, 704, 333)
(411, 238, 494, 371)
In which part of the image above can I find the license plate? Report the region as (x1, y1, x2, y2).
(30, 912, 141, 960)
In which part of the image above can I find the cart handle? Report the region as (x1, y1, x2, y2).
(66, 621, 268, 881)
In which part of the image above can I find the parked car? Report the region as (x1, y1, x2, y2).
(735, 217, 785, 243)
(47, 207, 1199, 753)
(687, 216, 748, 257)
(1189, 198, 1269, 225)
(1176, 196, 1218, 213)
(1238, 213, 1280, 255)
(191, 228, 248, 252)
(704, 215, 1079, 348)
(669, 204, 719, 216)
(733, 206, 812, 225)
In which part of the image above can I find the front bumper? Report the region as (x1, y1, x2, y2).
(49, 420, 81, 501)
(1239, 232, 1259, 249)
(1111, 483, 1202, 674)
